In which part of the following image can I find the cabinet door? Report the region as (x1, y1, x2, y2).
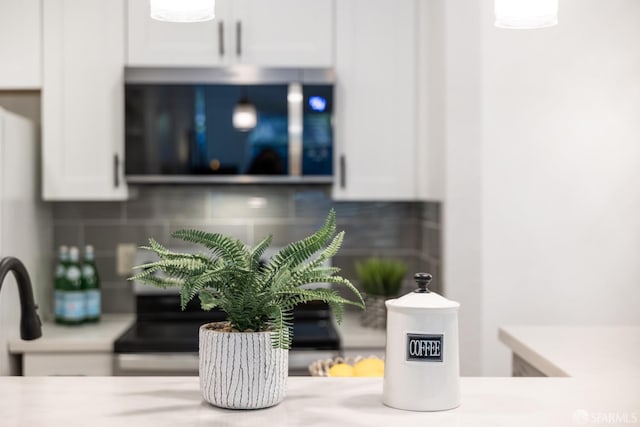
(233, 0, 334, 67)
(333, 0, 417, 200)
(43, 0, 128, 200)
(0, 0, 41, 89)
(127, 0, 231, 67)
(23, 353, 113, 376)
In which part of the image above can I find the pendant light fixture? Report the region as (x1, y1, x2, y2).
(150, 0, 216, 23)
(495, 0, 558, 29)
(233, 88, 257, 132)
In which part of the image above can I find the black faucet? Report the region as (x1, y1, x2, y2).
(0, 257, 42, 340)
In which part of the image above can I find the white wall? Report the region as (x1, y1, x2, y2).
(417, 0, 446, 201)
(442, 0, 484, 376)
(0, 109, 51, 375)
(444, 0, 640, 375)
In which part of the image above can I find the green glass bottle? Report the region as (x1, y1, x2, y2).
(62, 246, 86, 325)
(82, 245, 101, 323)
(54, 245, 69, 324)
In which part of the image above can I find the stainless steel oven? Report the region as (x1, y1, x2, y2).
(114, 249, 341, 376)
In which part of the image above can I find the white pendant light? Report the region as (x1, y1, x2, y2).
(233, 94, 257, 132)
(150, 0, 216, 23)
(495, 0, 558, 29)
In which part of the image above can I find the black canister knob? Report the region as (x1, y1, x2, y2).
(414, 272, 433, 293)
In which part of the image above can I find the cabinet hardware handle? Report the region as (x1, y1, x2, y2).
(114, 154, 120, 188)
(340, 155, 346, 189)
(218, 21, 225, 56)
(236, 21, 242, 56)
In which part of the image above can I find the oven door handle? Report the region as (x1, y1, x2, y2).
(117, 353, 199, 372)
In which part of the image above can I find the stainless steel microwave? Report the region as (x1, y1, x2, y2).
(125, 79, 334, 184)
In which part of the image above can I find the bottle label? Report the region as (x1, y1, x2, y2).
(54, 291, 64, 317)
(406, 334, 443, 362)
(86, 290, 101, 318)
(63, 291, 86, 321)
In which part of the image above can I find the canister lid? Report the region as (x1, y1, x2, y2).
(385, 273, 460, 311)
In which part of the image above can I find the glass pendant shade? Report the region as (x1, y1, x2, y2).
(233, 99, 257, 132)
(495, 0, 558, 29)
(150, 0, 216, 23)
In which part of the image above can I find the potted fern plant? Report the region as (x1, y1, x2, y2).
(355, 257, 408, 329)
(130, 210, 364, 409)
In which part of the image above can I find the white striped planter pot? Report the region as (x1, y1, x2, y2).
(199, 323, 288, 409)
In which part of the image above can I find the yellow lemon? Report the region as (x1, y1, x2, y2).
(328, 363, 354, 377)
(353, 358, 385, 377)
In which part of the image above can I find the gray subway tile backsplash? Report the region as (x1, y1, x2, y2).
(333, 201, 420, 221)
(126, 188, 209, 220)
(101, 285, 135, 313)
(167, 222, 250, 247)
(421, 225, 442, 260)
(84, 223, 166, 253)
(51, 186, 442, 313)
(52, 202, 124, 221)
(339, 222, 420, 251)
(53, 224, 83, 250)
(210, 187, 294, 220)
(94, 255, 119, 284)
(421, 202, 441, 223)
(253, 221, 323, 247)
(292, 190, 334, 217)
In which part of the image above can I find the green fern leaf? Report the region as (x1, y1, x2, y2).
(198, 289, 223, 311)
(249, 234, 273, 270)
(171, 229, 248, 269)
(128, 210, 365, 350)
(266, 209, 336, 275)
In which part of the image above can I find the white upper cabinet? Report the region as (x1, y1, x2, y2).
(232, 0, 333, 67)
(42, 0, 128, 201)
(333, 0, 419, 201)
(127, 0, 334, 67)
(127, 0, 231, 67)
(0, 0, 42, 89)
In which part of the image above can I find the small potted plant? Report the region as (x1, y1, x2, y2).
(130, 210, 363, 410)
(355, 257, 408, 329)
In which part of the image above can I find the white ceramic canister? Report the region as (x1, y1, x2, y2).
(383, 273, 460, 411)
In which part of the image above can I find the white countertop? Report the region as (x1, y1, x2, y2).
(499, 325, 640, 380)
(8, 314, 134, 353)
(2, 376, 638, 427)
(8, 311, 381, 354)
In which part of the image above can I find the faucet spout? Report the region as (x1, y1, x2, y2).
(0, 257, 42, 340)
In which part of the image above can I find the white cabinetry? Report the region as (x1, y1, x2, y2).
(0, 0, 42, 89)
(23, 353, 113, 376)
(42, 0, 127, 200)
(127, 0, 334, 67)
(231, 0, 334, 67)
(333, 0, 443, 201)
(9, 315, 134, 376)
(333, 0, 418, 201)
(127, 0, 230, 67)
